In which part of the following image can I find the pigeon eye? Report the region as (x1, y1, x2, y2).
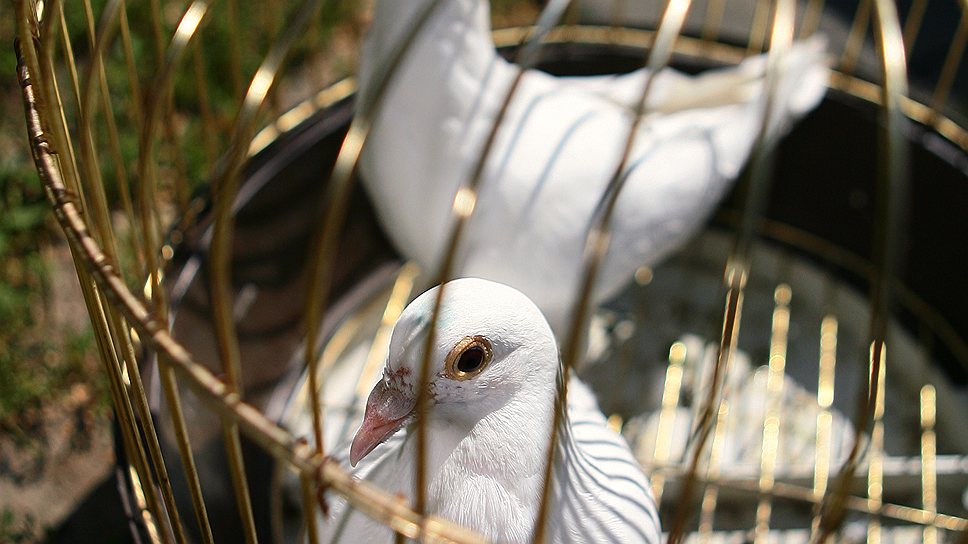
(444, 336, 492, 380)
(457, 347, 485, 373)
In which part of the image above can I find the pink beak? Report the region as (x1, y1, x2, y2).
(350, 380, 415, 466)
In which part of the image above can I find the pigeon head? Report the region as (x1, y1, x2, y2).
(349, 277, 558, 466)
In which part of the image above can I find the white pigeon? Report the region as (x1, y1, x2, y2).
(359, 0, 830, 334)
(317, 278, 661, 543)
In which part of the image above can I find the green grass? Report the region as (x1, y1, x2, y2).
(0, 508, 36, 544)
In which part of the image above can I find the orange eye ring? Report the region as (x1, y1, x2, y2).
(444, 335, 493, 381)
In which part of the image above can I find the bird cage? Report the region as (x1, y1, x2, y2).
(12, 0, 968, 542)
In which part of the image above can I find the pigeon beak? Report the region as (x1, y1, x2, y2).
(350, 380, 415, 466)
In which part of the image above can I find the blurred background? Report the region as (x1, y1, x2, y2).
(0, 3, 371, 541)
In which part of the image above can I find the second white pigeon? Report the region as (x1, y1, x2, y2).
(359, 0, 830, 334)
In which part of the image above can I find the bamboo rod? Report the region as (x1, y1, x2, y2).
(137, 2, 214, 319)
(699, 0, 727, 43)
(649, 341, 687, 503)
(810, 315, 839, 540)
(192, 41, 220, 168)
(50, 8, 86, 208)
(225, 0, 245, 100)
(799, 0, 826, 38)
(95, 41, 142, 282)
(109, 310, 189, 544)
(118, 1, 144, 125)
(928, 10, 968, 121)
(921, 384, 938, 544)
(115, 3, 149, 278)
(296, 5, 446, 536)
(300, 471, 321, 544)
(76, 3, 188, 537)
(357, 263, 421, 398)
(866, 345, 887, 544)
(223, 420, 258, 544)
(147, 0, 166, 65)
(839, 0, 872, 76)
(901, 0, 930, 54)
(207, 1, 329, 540)
(39, 0, 61, 63)
(648, 462, 968, 530)
(816, 0, 909, 537)
(698, 400, 730, 542)
(160, 361, 216, 544)
(77, 0, 124, 268)
(405, 2, 590, 532)
(748, 0, 773, 54)
(754, 285, 792, 543)
(537, 0, 693, 538)
(670, 1, 796, 538)
(91, 284, 175, 544)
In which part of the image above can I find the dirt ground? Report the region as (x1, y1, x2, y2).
(0, 245, 115, 542)
(0, 391, 114, 542)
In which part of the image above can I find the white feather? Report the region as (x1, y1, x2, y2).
(359, 0, 830, 334)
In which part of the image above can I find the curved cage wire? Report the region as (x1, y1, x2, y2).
(12, 0, 968, 542)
